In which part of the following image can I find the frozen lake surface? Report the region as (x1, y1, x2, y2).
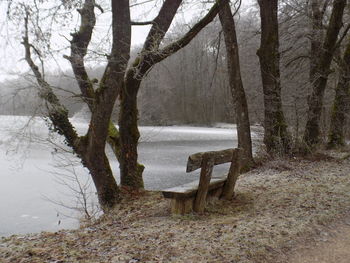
(0, 115, 259, 236)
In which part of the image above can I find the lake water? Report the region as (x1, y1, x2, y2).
(0, 116, 258, 236)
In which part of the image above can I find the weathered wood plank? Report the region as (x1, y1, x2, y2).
(221, 148, 241, 199)
(163, 147, 241, 214)
(162, 176, 227, 199)
(193, 153, 214, 213)
(186, 148, 234, 172)
(170, 197, 194, 214)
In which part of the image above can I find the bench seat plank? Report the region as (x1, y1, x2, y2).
(162, 176, 226, 199)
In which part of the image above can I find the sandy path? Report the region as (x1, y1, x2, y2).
(289, 222, 350, 263)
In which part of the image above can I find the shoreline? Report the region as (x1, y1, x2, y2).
(2, 151, 350, 262)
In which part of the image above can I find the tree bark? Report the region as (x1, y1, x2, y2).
(328, 37, 350, 148)
(218, 1, 253, 167)
(81, 0, 131, 208)
(257, 0, 291, 154)
(117, 0, 228, 188)
(118, 72, 144, 188)
(107, 121, 145, 188)
(303, 0, 346, 148)
(23, 34, 122, 210)
(117, 0, 182, 188)
(81, 146, 120, 209)
(65, 0, 146, 186)
(309, 0, 326, 84)
(22, 0, 132, 210)
(22, 0, 228, 205)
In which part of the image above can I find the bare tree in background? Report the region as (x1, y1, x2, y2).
(257, 0, 291, 154)
(328, 36, 350, 148)
(303, 0, 347, 149)
(138, 22, 233, 126)
(218, 0, 253, 166)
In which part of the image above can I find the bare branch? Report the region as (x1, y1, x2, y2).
(321, 0, 331, 18)
(142, 0, 183, 53)
(22, 9, 80, 151)
(284, 55, 310, 68)
(130, 0, 155, 8)
(94, 3, 104, 13)
(131, 20, 155, 26)
(335, 23, 350, 49)
(65, 0, 96, 109)
(232, 0, 242, 17)
(150, 0, 227, 66)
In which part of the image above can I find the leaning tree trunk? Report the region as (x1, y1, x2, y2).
(218, 1, 253, 167)
(46, 92, 121, 210)
(21, 0, 127, 210)
(257, 0, 291, 154)
(303, 0, 346, 148)
(328, 37, 350, 148)
(50, 98, 122, 209)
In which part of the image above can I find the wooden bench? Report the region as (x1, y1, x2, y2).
(162, 148, 241, 214)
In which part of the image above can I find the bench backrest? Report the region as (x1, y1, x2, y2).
(186, 148, 236, 172)
(188, 147, 241, 213)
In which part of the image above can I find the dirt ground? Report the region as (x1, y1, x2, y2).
(1, 151, 350, 263)
(288, 219, 350, 263)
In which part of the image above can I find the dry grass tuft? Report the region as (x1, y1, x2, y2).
(1, 154, 350, 262)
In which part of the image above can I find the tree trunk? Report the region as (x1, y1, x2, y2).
(116, 0, 225, 188)
(328, 38, 350, 148)
(257, 0, 291, 154)
(82, 150, 120, 210)
(21, 0, 225, 209)
(107, 122, 145, 187)
(309, 0, 325, 84)
(303, 0, 346, 148)
(66, 0, 146, 191)
(22, 0, 125, 210)
(118, 73, 144, 189)
(218, 1, 254, 167)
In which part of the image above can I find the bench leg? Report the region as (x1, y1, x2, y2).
(209, 187, 223, 200)
(170, 198, 194, 214)
(193, 155, 214, 213)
